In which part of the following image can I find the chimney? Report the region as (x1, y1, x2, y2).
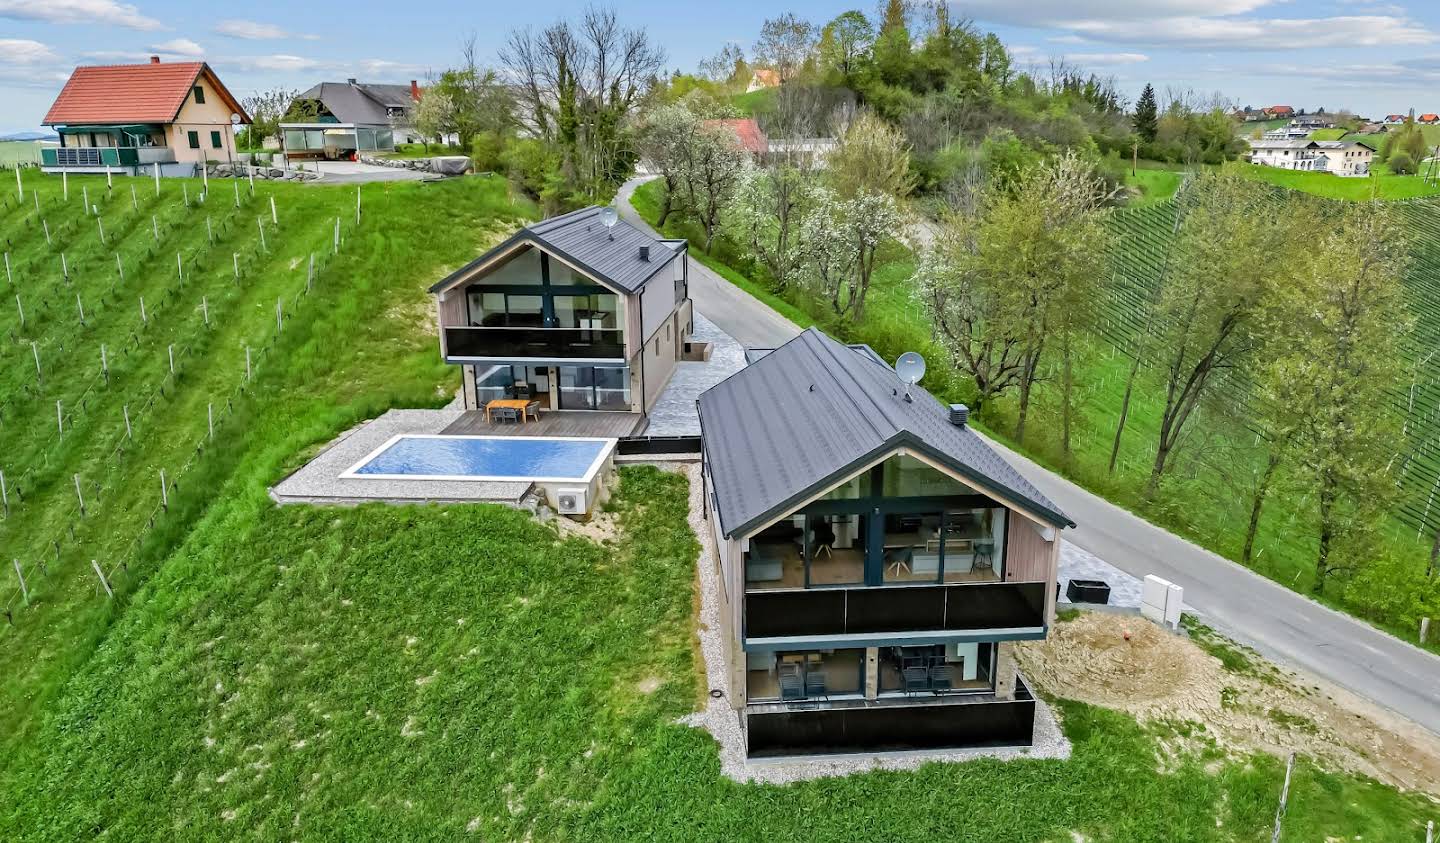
(638, 245, 650, 262)
(150, 55, 161, 64)
(410, 79, 421, 100)
(949, 404, 969, 428)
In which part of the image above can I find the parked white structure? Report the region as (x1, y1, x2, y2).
(1246, 138, 1374, 176)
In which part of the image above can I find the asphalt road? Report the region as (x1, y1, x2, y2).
(615, 176, 1440, 736)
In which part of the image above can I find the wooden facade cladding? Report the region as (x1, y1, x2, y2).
(1004, 517, 1053, 583)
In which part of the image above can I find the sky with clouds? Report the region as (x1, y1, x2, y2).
(3, 0, 1440, 133)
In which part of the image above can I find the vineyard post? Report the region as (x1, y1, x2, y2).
(43, 218, 50, 245)
(202, 295, 209, 326)
(15, 294, 24, 327)
(257, 217, 266, 252)
(208, 402, 214, 440)
(233, 252, 239, 282)
(168, 344, 175, 375)
(130, 184, 137, 210)
(62, 170, 68, 202)
(1422, 617, 1431, 645)
(270, 195, 277, 225)
(183, 183, 189, 207)
(106, 166, 113, 189)
(248, 167, 254, 194)
(13, 166, 20, 201)
(176, 252, 183, 284)
(123, 405, 132, 439)
(101, 343, 108, 383)
(97, 216, 106, 245)
(3, 252, 10, 286)
(31, 341, 40, 384)
(233, 178, 240, 208)
(56, 400, 62, 436)
(82, 184, 88, 211)
(33, 191, 38, 213)
(153, 162, 160, 195)
(334, 216, 340, 254)
(356, 185, 361, 224)
(73, 474, 85, 516)
(245, 346, 252, 380)
(139, 295, 147, 324)
(276, 298, 283, 331)
(76, 292, 85, 326)
(13, 560, 27, 606)
(206, 216, 213, 244)
(92, 561, 113, 599)
(1, 469, 8, 517)
(61, 251, 68, 281)
(115, 253, 123, 283)
(202, 162, 208, 193)
(1270, 752, 1294, 843)
(307, 253, 314, 292)
(159, 469, 168, 511)
(152, 214, 159, 242)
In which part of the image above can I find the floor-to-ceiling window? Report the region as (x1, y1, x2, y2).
(557, 365, 630, 411)
(474, 364, 551, 406)
(877, 643, 995, 696)
(746, 649, 865, 702)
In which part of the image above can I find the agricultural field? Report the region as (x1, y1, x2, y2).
(0, 141, 45, 166)
(0, 168, 532, 771)
(1237, 162, 1440, 200)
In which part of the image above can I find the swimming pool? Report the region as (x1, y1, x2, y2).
(342, 435, 616, 483)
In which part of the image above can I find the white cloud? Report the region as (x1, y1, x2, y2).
(963, 0, 1436, 51)
(215, 54, 425, 78)
(1061, 51, 1149, 65)
(148, 38, 203, 57)
(0, 38, 59, 64)
(0, 0, 163, 30)
(213, 19, 319, 41)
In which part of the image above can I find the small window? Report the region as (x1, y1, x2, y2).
(186, 130, 200, 149)
(210, 131, 222, 149)
(193, 85, 205, 105)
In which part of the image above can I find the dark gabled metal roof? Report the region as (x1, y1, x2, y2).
(697, 328, 1073, 539)
(428, 206, 682, 295)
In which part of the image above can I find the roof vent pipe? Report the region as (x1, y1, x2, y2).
(639, 245, 650, 261)
(949, 404, 969, 427)
(150, 55, 161, 64)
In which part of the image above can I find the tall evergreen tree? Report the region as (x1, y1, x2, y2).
(1133, 83, 1158, 143)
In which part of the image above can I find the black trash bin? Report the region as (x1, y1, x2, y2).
(1066, 579, 1111, 605)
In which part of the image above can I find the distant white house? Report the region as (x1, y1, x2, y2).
(1247, 138, 1375, 177)
(1261, 122, 1312, 141)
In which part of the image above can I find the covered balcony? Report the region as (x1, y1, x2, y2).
(443, 326, 625, 361)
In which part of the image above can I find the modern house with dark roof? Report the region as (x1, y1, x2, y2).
(697, 328, 1071, 758)
(280, 79, 423, 160)
(40, 56, 249, 175)
(429, 206, 693, 416)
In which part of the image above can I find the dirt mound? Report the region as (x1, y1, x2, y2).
(1020, 612, 1440, 796)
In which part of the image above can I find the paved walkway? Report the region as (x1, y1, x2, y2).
(644, 312, 746, 437)
(614, 178, 1440, 737)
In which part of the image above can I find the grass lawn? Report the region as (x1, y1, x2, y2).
(1123, 162, 1185, 204)
(3, 463, 1434, 840)
(1237, 162, 1440, 200)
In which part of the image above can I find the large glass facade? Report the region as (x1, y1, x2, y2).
(743, 453, 1012, 591)
(475, 365, 550, 405)
(877, 644, 995, 696)
(746, 649, 865, 702)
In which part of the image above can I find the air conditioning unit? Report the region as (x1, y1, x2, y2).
(555, 486, 588, 515)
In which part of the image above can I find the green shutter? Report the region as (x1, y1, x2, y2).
(193, 86, 205, 105)
(210, 131, 222, 148)
(187, 131, 200, 149)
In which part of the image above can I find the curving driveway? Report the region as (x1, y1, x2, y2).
(615, 175, 1440, 737)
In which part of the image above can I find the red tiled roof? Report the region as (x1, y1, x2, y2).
(704, 118, 767, 155)
(1421, 114, 1440, 122)
(43, 60, 248, 126)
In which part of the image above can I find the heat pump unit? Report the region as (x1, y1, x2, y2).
(556, 487, 588, 515)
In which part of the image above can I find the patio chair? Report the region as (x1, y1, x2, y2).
(491, 406, 520, 424)
(929, 665, 953, 693)
(512, 381, 532, 399)
(809, 520, 836, 559)
(803, 670, 828, 699)
(779, 664, 804, 701)
(973, 539, 995, 571)
(903, 666, 929, 694)
(524, 400, 541, 422)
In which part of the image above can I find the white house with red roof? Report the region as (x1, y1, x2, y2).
(40, 56, 249, 175)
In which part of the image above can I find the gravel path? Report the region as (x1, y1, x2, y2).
(674, 463, 1071, 784)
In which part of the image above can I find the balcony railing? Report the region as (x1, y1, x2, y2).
(443, 326, 625, 360)
(746, 677, 1035, 757)
(744, 581, 1046, 641)
(42, 147, 143, 168)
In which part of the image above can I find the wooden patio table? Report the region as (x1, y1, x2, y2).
(485, 399, 537, 424)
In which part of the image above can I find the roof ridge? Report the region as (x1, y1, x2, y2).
(807, 330, 900, 443)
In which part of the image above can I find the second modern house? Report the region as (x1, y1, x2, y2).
(1247, 138, 1374, 176)
(429, 206, 693, 418)
(280, 79, 423, 161)
(40, 57, 249, 175)
(697, 329, 1072, 758)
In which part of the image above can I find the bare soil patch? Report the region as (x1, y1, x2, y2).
(1019, 612, 1440, 796)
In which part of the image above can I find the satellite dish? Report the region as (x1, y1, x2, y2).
(230, 113, 242, 126)
(598, 206, 619, 237)
(895, 351, 926, 385)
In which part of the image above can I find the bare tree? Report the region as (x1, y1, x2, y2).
(753, 13, 816, 82)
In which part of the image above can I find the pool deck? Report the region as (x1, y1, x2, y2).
(442, 409, 643, 438)
(271, 409, 536, 507)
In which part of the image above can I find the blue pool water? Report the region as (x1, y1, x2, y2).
(350, 436, 610, 480)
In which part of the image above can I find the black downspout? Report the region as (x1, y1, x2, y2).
(637, 285, 647, 418)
